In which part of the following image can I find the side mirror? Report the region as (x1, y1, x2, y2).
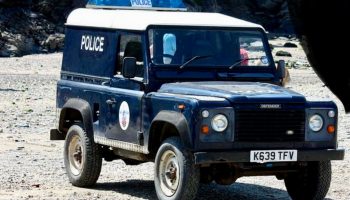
(122, 57, 137, 78)
(276, 60, 286, 80)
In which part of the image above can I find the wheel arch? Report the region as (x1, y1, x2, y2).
(59, 98, 94, 139)
(148, 111, 193, 155)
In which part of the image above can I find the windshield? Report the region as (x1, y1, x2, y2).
(148, 28, 271, 68)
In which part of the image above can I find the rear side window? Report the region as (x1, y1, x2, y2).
(116, 34, 144, 78)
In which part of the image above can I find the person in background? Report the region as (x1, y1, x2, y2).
(163, 33, 177, 64)
(240, 48, 249, 66)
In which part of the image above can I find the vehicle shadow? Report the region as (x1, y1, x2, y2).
(95, 180, 156, 199)
(94, 180, 295, 200)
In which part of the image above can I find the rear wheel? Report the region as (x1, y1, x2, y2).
(64, 124, 102, 187)
(284, 161, 331, 200)
(154, 137, 200, 200)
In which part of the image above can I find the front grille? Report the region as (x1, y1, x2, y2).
(235, 108, 305, 142)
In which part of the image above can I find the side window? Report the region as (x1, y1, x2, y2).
(149, 30, 178, 65)
(116, 34, 144, 78)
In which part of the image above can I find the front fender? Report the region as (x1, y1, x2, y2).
(150, 111, 193, 149)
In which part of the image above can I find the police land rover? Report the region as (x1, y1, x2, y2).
(50, 1, 345, 199)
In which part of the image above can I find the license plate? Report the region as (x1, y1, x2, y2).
(250, 150, 297, 163)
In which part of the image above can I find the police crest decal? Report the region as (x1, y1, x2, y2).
(119, 101, 130, 131)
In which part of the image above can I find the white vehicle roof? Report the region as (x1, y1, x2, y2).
(67, 8, 264, 31)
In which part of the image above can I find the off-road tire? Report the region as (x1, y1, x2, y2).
(64, 124, 102, 187)
(154, 137, 200, 200)
(285, 161, 331, 200)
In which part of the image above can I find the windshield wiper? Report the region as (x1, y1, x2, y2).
(179, 55, 213, 70)
(228, 58, 261, 70)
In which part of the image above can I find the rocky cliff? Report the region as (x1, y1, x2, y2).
(0, 0, 293, 57)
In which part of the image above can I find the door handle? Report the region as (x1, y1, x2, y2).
(106, 99, 117, 105)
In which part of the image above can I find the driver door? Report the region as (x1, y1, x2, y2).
(101, 33, 145, 144)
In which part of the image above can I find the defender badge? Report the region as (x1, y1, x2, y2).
(260, 104, 282, 109)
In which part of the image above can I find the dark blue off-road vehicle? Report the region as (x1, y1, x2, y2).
(51, 2, 344, 200)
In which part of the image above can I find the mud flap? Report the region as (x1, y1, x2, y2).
(50, 129, 65, 140)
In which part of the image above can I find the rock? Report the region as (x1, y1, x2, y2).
(0, 0, 83, 57)
(33, 0, 88, 22)
(276, 50, 292, 57)
(26, 109, 34, 113)
(277, 36, 290, 41)
(0, 0, 32, 7)
(292, 61, 302, 68)
(272, 1, 295, 33)
(29, 12, 39, 19)
(16, 123, 30, 128)
(290, 61, 311, 68)
(17, 146, 25, 150)
(284, 42, 298, 48)
(0, 44, 18, 57)
(255, 0, 284, 10)
(44, 34, 65, 52)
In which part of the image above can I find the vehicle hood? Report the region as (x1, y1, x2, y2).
(158, 82, 306, 103)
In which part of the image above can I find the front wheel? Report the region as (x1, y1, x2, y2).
(154, 137, 200, 200)
(284, 161, 332, 200)
(64, 124, 102, 187)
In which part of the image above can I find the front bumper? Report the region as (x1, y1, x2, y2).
(194, 149, 345, 165)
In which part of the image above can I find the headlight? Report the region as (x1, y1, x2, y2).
(211, 114, 228, 132)
(309, 114, 324, 132)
